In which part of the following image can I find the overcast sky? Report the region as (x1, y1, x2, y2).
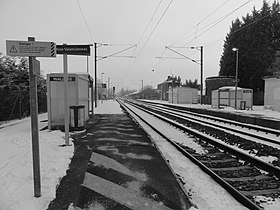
(0, 0, 266, 91)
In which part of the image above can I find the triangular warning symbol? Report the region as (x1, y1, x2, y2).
(10, 45, 17, 53)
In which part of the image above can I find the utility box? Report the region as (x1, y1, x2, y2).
(211, 86, 253, 109)
(47, 73, 93, 130)
(263, 77, 280, 111)
(168, 87, 198, 104)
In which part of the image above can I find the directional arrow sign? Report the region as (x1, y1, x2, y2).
(6, 40, 56, 57)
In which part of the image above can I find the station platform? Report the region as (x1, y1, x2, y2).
(72, 101, 192, 209)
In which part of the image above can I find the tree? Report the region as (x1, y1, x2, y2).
(0, 54, 47, 121)
(117, 88, 137, 97)
(165, 75, 181, 87)
(183, 79, 200, 89)
(219, 1, 280, 94)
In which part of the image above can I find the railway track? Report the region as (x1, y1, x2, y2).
(134, 100, 280, 168)
(118, 99, 280, 210)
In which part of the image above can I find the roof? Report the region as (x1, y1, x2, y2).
(217, 86, 252, 91)
(206, 76, 234, 80)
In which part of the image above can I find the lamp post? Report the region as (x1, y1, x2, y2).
(232, 47, 239, 109)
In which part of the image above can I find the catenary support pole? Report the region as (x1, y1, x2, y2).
(28, 36, 41, 198)
(234, 50, 239, 109)
(200, 46, 203, 105)
(94, 42, 97, 107)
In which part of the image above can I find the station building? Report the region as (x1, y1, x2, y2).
(205, 76, 235, 104)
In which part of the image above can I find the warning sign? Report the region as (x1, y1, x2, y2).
(9, 45, 17, 53)
(6, 40, 56, 57)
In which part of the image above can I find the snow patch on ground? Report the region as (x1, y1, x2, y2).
(0, 113, 73, 210)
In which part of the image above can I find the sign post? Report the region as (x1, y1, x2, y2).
(28, 37, 41, 198)
(63, 44, 70, 146)
(56, 44, 91, 145)
(6, 40, 56, 57)
(6, 37, 56, 198)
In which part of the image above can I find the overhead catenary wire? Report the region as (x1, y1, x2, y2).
(137, 0, 174, 57)
(170, 0, 232, 47)
(204, 3, 280, 48)
(182, 0, 254, 47)
(151, 0, 233, 73)
(124, 0, 172, 76)
(156, 0, 253, 66)
(97, 45, 137, 61)
(75, 0, 95, 42)
(150, 0, 254, 84)
(124, 0, 163, 73)
(133, 0, 174, 80)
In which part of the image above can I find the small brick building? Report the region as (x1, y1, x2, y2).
(205, 76, 235, 104)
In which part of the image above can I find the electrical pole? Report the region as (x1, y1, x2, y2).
(200, 46, 203, 105)
(108, 77, 110, 98)
(142, 80, 144, 99)
(94, 42, 97, 107)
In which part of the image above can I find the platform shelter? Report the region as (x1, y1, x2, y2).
(211, 86, 253, 109)
(47, 73, 93, 129)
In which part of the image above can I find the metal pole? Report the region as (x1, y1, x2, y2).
(28, 37, 41, 198)
(63, 43, 69, 146)
(101, 73, 104, 103)
(108, 77, 110, 98)
(91, 79, 94, 116)
(86, 55, 88, 73)
(142, 80, 144, 99)
(171, 74, 174, 103)
(234, 50, 239, 109)
(94, 42, 97, 107)
(200, 46, 203, 105)
(19, 90, 22, 119)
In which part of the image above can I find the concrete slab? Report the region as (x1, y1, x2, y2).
(75, 114, 192, 210)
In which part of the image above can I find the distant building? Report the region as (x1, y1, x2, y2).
(263, 76, 280, 111)
(205, 76, 235, 104)
(168, 87, 198, 104)
(129, 88, 159, 100)
(157, 79, 180, 101)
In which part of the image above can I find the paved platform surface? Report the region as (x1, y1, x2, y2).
(74, 113, 192, 210)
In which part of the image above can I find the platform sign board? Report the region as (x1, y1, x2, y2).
(6, 40, 56, 57)
(56, 45, 90, 56)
